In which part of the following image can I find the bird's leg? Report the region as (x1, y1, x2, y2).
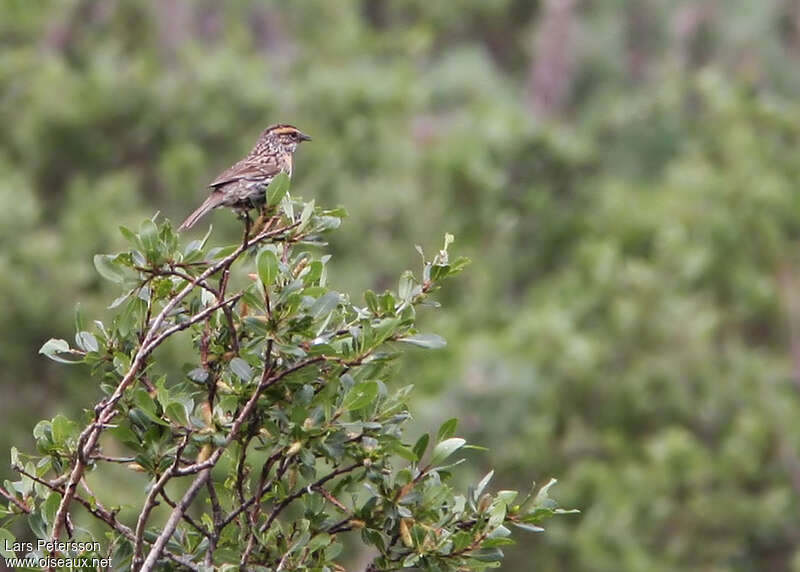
(233, 208, 254, 239)
(252, 210, 265, 233)
(242, 212, 252, 243)
(252, 204, 272, 233)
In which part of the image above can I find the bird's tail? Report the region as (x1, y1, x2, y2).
(178, 192, 225, 231)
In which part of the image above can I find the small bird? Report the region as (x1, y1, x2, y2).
(178, 124, 312, 231)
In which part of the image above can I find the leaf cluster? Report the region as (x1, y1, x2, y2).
(4, 180, 570, 570)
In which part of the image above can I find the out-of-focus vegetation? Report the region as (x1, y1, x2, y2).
(3, 1, 800, 570)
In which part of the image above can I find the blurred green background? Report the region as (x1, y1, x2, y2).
(4, 0, 800, 570)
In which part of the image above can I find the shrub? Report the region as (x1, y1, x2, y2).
(2, 176, 572, 570)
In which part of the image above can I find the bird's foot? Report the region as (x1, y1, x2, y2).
(252, 206, 278, 235)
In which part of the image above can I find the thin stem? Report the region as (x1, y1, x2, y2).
(15, 466, 200, 571)
(260, 462, 362, 533)
(140, 469, 211, 572)
(0, 485, 30, 513)
(132, 436, 188, 569)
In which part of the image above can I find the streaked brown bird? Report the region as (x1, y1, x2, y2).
(178, 124, 311, 231)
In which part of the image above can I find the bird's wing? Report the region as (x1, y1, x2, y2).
(208, 157, 278, 189)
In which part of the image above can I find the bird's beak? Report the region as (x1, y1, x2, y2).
(298, 131, 312, 142)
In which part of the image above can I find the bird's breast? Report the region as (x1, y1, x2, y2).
(283, 153, 293, 178)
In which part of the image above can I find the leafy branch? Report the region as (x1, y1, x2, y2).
(3, 177, 574, 570)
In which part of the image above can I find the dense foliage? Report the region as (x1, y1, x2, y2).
(2, 178, 571, 569)
(4, 1, 800, 570)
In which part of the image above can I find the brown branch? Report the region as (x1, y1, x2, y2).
(235, 431, 256, 508)
(217, 265, 240, 354)
(158, 489, 211, 538)
(133, 436, 189, 569)
(260, 462, 362, 533)
(51, 221, 297, 546)
(231, 431, 258, 563)
(204, 478, 224, 567)
(15, 466, 200, 571)
(315, 484, 349, 512)
(144, 292, 244, 352)
(139, 469, 211, 572)
(0, 484, 30, 513)
(224, 450, 284, 531)
(90, 454, 136, 463)
(327, 516, 355, 535)
(174, 356, 326, 477)
(137, 346, 321, 568)
(238, 456, 296, 567)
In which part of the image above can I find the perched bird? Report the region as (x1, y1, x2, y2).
(178, 124, 312, 231)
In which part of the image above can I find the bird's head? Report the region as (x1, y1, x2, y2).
(262, 124, 312, 153)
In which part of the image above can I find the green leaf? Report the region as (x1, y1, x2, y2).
(310, 291, 340, 320)
(75, 331, 99, 353)
(165, 402, 189, 426)
(132, 389, 168, 426)
(306, 532, 331, 553)
(437, 418, 459, 441)
(266, 172, 290, 206)
(341, 381, 378, 411)
(534, 478, 559, 508)
(39, 338, 69, 355)
(299, 199, 315, 231)
(391, 443, 417, 462)
(51, 415, 78, 446)
(139, 219, 159, 259)
(39, 338, 83, 364)
(482, 537, 515, 548)
(364, 290, 380, 314)
(0, 528, 15, 558)
(470, 546, 504, 562)
(398, 333, 447, 349)
(429, 437, 466, 466)
(93, 254, 126, 283)
(413, 433, 430, 461)
(119, 225, 140, 245)
(74, 304, 85, 335)
(230, 357, 253, 382)
(496, 490, 518, 505)
(443, 233, 454, 250)
(398, 270, 414, 302)
(476, 470, 495, 499)
(257, 248, 280, 287)
(512, 522, 545, 533)
(43, 492, 60, 524)
(133, 388, 157, 415)
(108, 289, 135, 309)
(28, 511, 46, 539)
